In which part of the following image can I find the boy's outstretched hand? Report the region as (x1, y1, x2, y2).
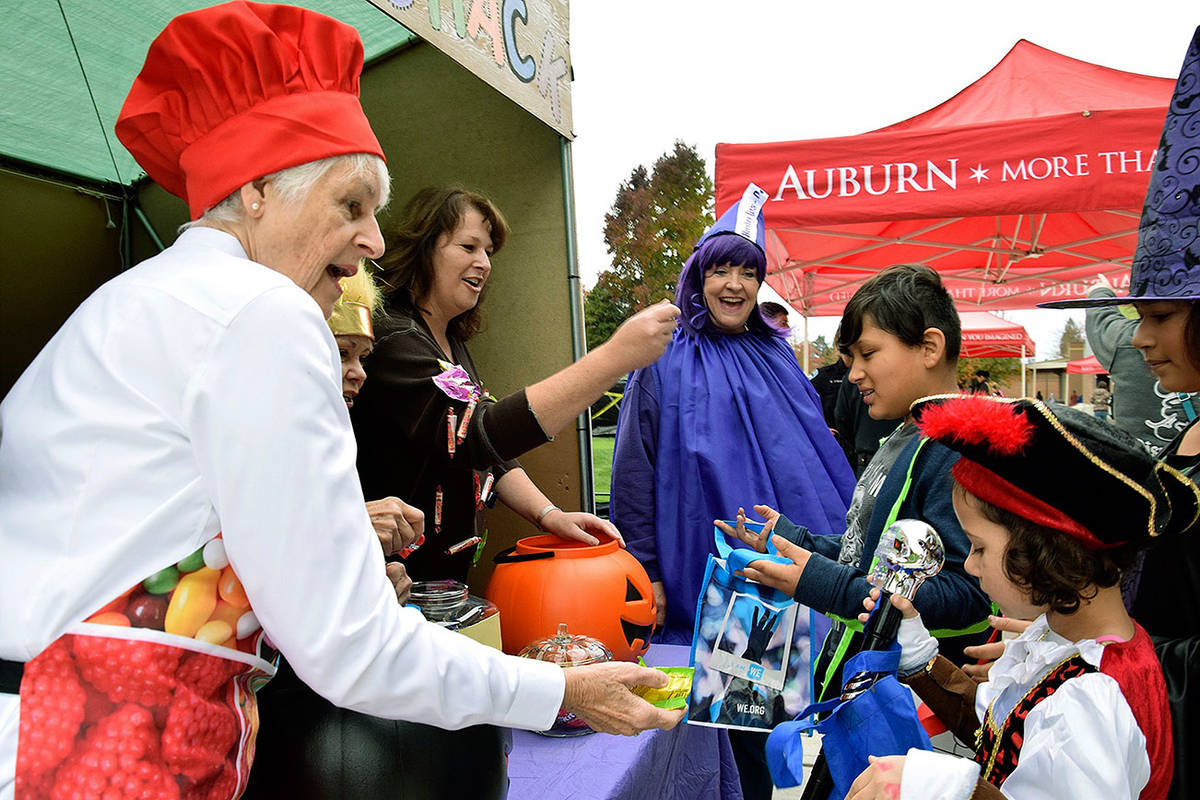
(734, 534, 812, 596)
(714, 504, 780, 553)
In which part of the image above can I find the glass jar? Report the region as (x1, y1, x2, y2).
(410, 580, 499, 632)
(409, 580, 469, 623)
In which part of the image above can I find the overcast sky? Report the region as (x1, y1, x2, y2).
(567, 1, 1198, 361)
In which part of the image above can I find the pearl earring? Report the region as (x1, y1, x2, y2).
(251, 202, 260, 211)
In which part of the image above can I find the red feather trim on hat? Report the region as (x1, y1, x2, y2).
(916, 396, 1034, 455)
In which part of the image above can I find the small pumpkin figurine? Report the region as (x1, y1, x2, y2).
(519, 624, 612, 736)
(486, 535, 656, 661)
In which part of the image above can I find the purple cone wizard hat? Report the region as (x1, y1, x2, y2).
(673, 182, 777, 336)
(694, 182, 769, 253)
(1042, 27, 1200, 309)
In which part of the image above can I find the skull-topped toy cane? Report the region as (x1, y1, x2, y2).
(841, 518, 945, 699)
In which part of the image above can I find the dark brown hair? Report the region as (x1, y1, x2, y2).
(376, 186, 508, 342)
(837, 264, 961, 361)
(956, 485, 1138, 615)
(1185, 302, 1200, 371)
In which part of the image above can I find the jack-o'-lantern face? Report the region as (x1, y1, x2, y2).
(620, 573, 657, 658)
(486, 536, 658, 662)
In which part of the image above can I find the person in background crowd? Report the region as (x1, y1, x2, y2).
(1092, 376, 1113, 421)
(612, 184, 855, 800)
(810, 353, 849, 429)
(834, 368, 904, 477)
(0, 6, 680, 796)
(969, 369, 994, 396)
(760, 300, 790, 330)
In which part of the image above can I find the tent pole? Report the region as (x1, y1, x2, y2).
(1021, 345, 1027, 398)
(803, 312, 810, 373)
(559, 137, 595, 514)
(131, 200, 165, 253)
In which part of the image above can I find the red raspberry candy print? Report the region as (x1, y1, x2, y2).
(49, 704, 179, 800)
(200, 762, 239, 800)
(15, 640, 86, 790)
(175, 653, 242, 700)
(162, 688, 237, 783)
(72, 636, 180, 707)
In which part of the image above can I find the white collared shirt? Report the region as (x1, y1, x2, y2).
(0, 228, 562, 791)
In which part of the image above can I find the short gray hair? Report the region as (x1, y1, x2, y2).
(181, 153, 390, 231)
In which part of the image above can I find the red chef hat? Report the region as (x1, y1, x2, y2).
(115, 0, 385, 219)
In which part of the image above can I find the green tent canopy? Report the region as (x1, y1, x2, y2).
(1, 0, 416, 187)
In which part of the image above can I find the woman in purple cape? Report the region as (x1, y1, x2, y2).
(612, 185, 855, 644)
(610, 185, 856, 798)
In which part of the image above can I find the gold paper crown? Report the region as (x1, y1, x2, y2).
(328, 263, 382, 340)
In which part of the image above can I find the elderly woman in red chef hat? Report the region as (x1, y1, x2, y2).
(0, 3, 680, 797)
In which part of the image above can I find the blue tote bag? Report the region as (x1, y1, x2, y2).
(686, 522, 815, 732)
(765, 646, 932, 797)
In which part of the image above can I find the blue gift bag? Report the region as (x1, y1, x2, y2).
(686, 523, 815, 732)
(765, 646, 932, 797)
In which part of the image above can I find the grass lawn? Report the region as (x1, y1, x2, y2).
(592, 435, 615, 502)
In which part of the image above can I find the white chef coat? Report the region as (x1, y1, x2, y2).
(900, 615, 1151, 800)
(0, 227, 564, 793)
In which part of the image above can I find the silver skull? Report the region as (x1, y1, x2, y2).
(870, 519, 945, 599)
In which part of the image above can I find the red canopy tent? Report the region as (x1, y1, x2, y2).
(1067, 354, 1107, 374)
(717, 40, 1174, 319)
(960, 311, 1036, 359)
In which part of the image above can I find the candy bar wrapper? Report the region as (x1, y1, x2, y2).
(631, 667, 694, 710)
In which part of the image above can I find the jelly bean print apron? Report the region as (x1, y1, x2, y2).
(12, 534, 275, 800)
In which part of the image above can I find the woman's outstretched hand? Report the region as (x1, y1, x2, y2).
(603, 300, 680, 372)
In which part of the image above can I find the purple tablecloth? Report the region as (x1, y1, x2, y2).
(507, 644, 743, 800)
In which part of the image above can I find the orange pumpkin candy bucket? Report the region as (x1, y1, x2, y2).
(485, 535, 657, 661)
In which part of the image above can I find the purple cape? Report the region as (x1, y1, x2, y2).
(612, 329, 856, 644)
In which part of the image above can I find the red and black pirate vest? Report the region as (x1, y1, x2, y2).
(974, 654, 1094, 787)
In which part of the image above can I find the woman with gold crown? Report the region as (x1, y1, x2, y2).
(331, 264, 422, 592)
(247, 267, 511, 798)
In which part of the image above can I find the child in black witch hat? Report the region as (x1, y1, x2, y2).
(847, 395, 1198, 800)
(1042, 24, 1200, 800)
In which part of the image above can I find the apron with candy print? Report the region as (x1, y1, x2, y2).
(13, 534, 275, 800)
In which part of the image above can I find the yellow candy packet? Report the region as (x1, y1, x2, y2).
(631, 666, 693, 709)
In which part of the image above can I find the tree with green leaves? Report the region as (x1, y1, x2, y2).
(584, 141, 714, 350)
(808, 334, 837, 368)
(1058, 318, 1085, 358)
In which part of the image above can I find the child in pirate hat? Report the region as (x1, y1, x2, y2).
(848, 395, 1198, 800)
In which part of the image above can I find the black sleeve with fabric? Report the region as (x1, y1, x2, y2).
(351, 318, 547, 500)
